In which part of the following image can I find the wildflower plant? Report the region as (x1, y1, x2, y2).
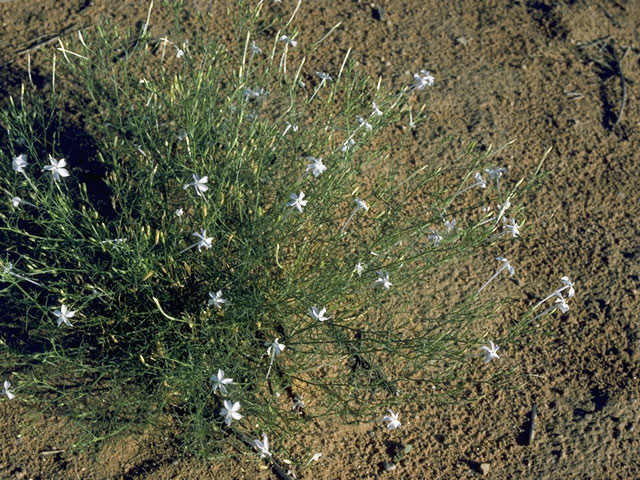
(0, 1, 554, 464)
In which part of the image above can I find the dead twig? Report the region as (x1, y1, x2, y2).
(612, 45, 629, 127)
(527, 403, 537, 445)
(0, 24, 87, 68)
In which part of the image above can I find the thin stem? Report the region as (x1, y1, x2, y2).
(265, 350, 276, 380)
(533, 285, 570, 310)
(339, 208, 358, 235)
(477, 265, 506, 295)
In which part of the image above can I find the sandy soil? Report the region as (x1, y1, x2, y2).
(1, 0, 640, 478)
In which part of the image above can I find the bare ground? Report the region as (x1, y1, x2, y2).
(1, 0, 639, 478)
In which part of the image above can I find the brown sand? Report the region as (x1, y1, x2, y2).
(1, 1, 639, 478)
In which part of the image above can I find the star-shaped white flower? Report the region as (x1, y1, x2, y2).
(54, 304, 76, 327)
(474, 172, 487, 189)
(287, 192, 307, 213)
(375, 271, 392, 289)
(253, 433, 271, 459)
(12, 154, 28, 173)
(480, 341, 500, 363)
(496, 256, 515, 276)
(355, 198, 369, 212)
(355, 262, 365, 277)
(292, 394, 305, 411)
(183, 173, 209, 197)
(43, 155, 70, 182)
(250, 40, 262, 55)
(372, 101, 383, 117)
(429, 232, 443, 246)
(208, 290, 228, 308)
(2, 380, 15, 400)
(175, 208, 184, 217)
(555, 294, 569, 313)
(561, 276, 575, 298)
(210, 369, 233, 395)
(305, 156, 326, 178)
(220, 399, 242, 426)
(279, 35, 297, 47)
(193, 229, 213, 251)
(265, 338, 285, 357)
(485, 166, 506, 180)
(11, 196, 35, 209)
(504, 218, 520, 238)
(382, 409, 401, 430)
(412, 70, 435, 90)
(444, 218, 457, 233)
(308, 306, 330, 322)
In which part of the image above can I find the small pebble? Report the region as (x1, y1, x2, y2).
(480, 463, 491, 475)
(383, 462, 397, 472)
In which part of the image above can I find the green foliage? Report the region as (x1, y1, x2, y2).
(0, 3, 537, 460)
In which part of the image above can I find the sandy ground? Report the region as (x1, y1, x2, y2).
(1, 0, 640, 478)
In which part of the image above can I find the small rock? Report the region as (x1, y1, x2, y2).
(480, 463, 491, 475)
(383, 462, 397, 472)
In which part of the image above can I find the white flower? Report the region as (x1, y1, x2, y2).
(253, 433, 271, 459)
(250, 40, 262, 55)
(382, 409, 401, 430)
(428, 232, 443, 246)
(11, 196, 35, 209)
(287, 192, 307, 213)
(340, 198, 370, 234)
(175, 208, 184, 217)
(316, 71, 333, 82)
(279, 35, 297, 47)
(412, 69, 435, 90)
(54, 304, 76, 327)
(474, 172, 487, 189)
(355, 198, 369, 212)
(355, 262, 365, 277)
(477, 256, 515, 294)
(292, 394, 305, 410)
(210, 369, 233, 395)
(555, 294, 569, 313)
(444, 218, 457, 233)
(485, 166, 507, 180)
(305, 156, 326, 178)
(193, 229, 213, 251)
(12, 154, 28, 173)
(43, 155, 70, 182)
(356, 115, 373, 131)
(176, 48, 184, 58)
(282, 122, 299, 136)
(504, 218, 520, 238)
(480, 341, 500, 363)
(375, 271, 392, 289)
(340, 138, 355, 152)
(561, 276, 575, 298)
(220, 399, 242, 426)
(372, 101, 383, 116)
(2, 380, 14, 400)
(208, 290, 228, 308)
(308, 306, 330, 322)
(496, 256, 515, 276)
(183, 174, 209, 197)
(265, 338, 285, 356)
